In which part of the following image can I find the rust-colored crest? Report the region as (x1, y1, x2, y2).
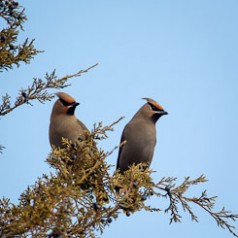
(56, 92, 76, 104)
(142, 97, 165, 111)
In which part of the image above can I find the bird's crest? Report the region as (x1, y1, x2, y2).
(56, 92, 76, 104)
(142, 97, 165, 111)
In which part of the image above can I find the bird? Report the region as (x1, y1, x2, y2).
(49, 92, 108, 202)
(116, 98, 168, 173)
(49, 92, 88, 148)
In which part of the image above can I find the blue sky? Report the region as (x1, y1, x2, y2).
(1, 1, 238, 237)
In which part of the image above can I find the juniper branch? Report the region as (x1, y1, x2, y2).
(155, 176, 238, 237)
(0, 64, 98, 116)
(0, 120, 237, 237)
(0, 1, 40, 71)
(183, 193, 238, 237)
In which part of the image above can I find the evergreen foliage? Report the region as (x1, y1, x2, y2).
(0, 1, 237, 237)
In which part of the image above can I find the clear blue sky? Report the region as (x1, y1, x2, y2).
(1, 1, 238, 237)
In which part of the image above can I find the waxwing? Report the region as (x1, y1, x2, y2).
(49, 92, 108, 203)
(116, 98, 168, 173)
(49, 92, 88, 148)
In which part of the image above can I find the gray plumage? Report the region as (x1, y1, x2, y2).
(116, 98, 167, 173)
(49, 92, 88, 148)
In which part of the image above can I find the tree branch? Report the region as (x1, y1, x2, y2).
(155, 176, 238, 237)
(0, 63, 98, 116)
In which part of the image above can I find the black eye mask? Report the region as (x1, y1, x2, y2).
(149, 103, 162, 112)
(59, 98, 75, 107)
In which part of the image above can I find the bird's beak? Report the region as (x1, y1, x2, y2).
(156, 110, 168, 116)
(71, 102, 80, 108)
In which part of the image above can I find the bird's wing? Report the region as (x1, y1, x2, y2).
(77, 119, 89, 132)
(116, 125, 128, 170)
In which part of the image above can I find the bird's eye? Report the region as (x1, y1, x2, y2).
(149, 103, 159, 111)
(151, 105, 158, 111)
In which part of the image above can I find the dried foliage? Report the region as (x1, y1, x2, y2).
(0, 121, 238, 237)
(0, 0, 40, 71)
(157, 176, 238, 237)
(1, 1, 238, 238)
(0, 63, 98, 116)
